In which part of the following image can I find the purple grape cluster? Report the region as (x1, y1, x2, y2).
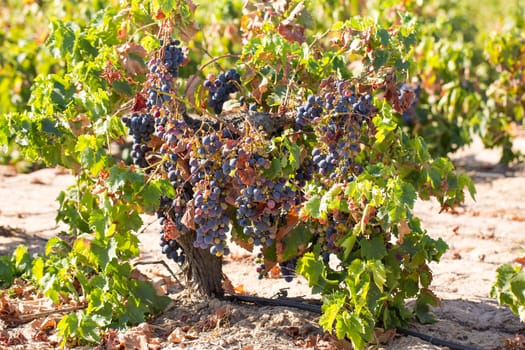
(159, 228, 186, 264)
(146, 59, 174, 108)
(295, 95, 324, 127)
(203, 69, 241, 114)
(158, 197, 188, 264)
(254, 252, 267, 279)
(122, 113, 155, 167)
(162, 39, 185, 77)
(189, 133, 231, 256)
(121, 39, 191, 263)
(145, 40, 185, 108)
(296, 82, 373, 184)
(233, 151, 297, 247)
(279, 257, 298, 282)
(192, 179, 231, 257)
(310, 213, 349, 256)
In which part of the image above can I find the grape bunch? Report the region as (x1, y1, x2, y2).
(203, 69, 241, 114)
(305, 215, 348, 267)
(254, 252, 267, 279)
(122, 113, 155, 167)
(295, 94, 324, 127)
(122, 38, 192, 264)
(192, 179, 231, 257)
(157, 196, 190, 264)
(307, 81, 374, 183)
(232, 149, 297, 247)
(145, 40, 185, 108)
(189, 133, 231, 256)
(159, 227, 186, 264)
(121, 37, 383, 282)
(279, 258, 298, 282)
(162, 39, 185, 77)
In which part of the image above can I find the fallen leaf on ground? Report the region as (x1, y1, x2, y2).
(168, 327, 185, 344)
(372, 327, 397, 345)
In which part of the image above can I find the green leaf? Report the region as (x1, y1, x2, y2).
(133, 280, 171, 313)
(141, 182, 162, 213)
(393, 180, 417, 209)
(319, 292, 345, 333)
(367, 260, 387, 291)
(340, 234, 357, 261)
(335, 311, 367, 350)
(112, 80, 133, 96)
(14, 245, 31, 274)
(374, 50, 391, 70)
(89, 209, 108, 237)
(76, 135, 107, 177)
(154, 0, 177, 14)
(360, 235, 387, 260)
(77, 313, 101, 343)
(0, 256, 14, 287)
(31, 257, 44, 282)
(510, 273, 525, 304)
(321, 185, 347, 212)
(264, 158, 282, 179)
(114, 231, 140, 259)
(287, 141, 301, 171)
(57, 312, 79, 347)
(377, 28, 390, 46)
(296, 252, 324, 293)
(426, 168, 441, 189)
(414, 289, 439, 324)
(48, 21, 78, 59)
(281, 224, 312, 261)
(302, 195, 321, 219)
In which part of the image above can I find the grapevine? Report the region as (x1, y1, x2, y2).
(0, 1, 483, 349)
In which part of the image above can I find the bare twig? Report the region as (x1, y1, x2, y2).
(1, 305, 87, 324)
(134, 259, 184, 287)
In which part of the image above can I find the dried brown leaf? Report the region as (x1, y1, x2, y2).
(278, 23, 305, 44)
(214, 306, 228, 320)
(184, 328, 199, 340)
(130, 268, 149, 282)
(176, 157, 191, 180)
(397, 217, 410, 244)
(117, 43, 148, 76)
(234, 284, 246, 295)
(512, 214, 525, 222)
(222, 276, 236, 295)
(514, 256, 525, 268)
(132, 93, 147, 112)
(284, 326, 300, 338)
(372, 327, 397, 345)
(29, 177, 47, 185)
(0, 295, 21, 322)
(185, 74, 202, 108)
(39, 316, 57, 332)
(181, 200, 196, 231)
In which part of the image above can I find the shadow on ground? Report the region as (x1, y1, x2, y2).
(407, 298, 524, 349)
(0, 225, 49, 256)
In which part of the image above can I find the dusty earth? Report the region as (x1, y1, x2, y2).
(1, 135, 525, 350)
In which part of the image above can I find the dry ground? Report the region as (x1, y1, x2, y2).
(0, 135, 524, 350)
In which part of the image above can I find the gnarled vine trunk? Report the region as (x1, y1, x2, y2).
(177, 231, 224, 297)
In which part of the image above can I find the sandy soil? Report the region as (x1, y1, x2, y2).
(0, 135, 524, 350)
